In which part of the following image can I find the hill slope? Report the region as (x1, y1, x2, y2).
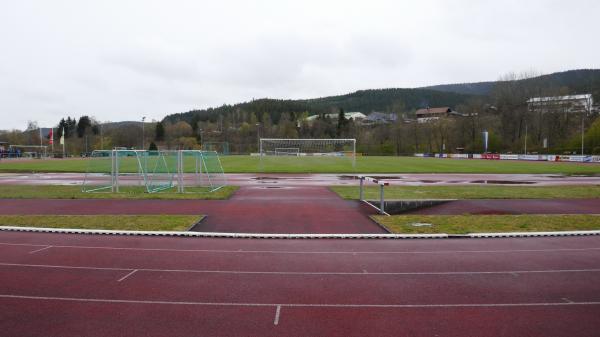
(164, 69, 599, 124)
(423, 69, 600, 96)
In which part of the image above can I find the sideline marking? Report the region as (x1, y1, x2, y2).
(1, 242, 600, 255)
(274, 305, 281, 325)
(28, 246, 52, 254)
(3, 225, 600, 239)
(1, 294, 600, 309)
(117, 269, 138, 282)
(1, 262, 599, 277)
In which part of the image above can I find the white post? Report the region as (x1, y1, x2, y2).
(353, 139, 356, 168)
(115, 150, 120, 193)
(379, 184, 385, 215)
(359, 176, 364, 201)
(111, 150, 115, 193)
(177, 150, 183, 193)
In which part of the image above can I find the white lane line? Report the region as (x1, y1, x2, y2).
(273, 305, 281, 325)
(117, 269, 138, 282)
(28, 246, 52, 254)
(1, 242, 600, 255)
(1, 294, 600, 308)
(1, 262, 599, 276)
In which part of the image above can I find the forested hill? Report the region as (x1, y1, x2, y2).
(164, 88, 478, 124)
(163, 69, 600, 125)
(423, 69, 600, 96)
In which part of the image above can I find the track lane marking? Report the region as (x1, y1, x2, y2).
(28, 246, 52, 254)
(1, 242, 600, 255)
(1, 294, 599, 308)
(274, 305, 281, 325)
(117, 269, 138, 282)
(1, 262, 599, 276)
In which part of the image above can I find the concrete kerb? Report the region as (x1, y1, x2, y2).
(1, 226, 600, 239)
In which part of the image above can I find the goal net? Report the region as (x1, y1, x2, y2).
(82, 150, 226, 193)
(259, 138, 356, 170)
(274, 148, 300, 156)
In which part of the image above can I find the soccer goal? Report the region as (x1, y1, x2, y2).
(259, 138, 356, 169)
(274, 148, 300, 156)
(82, 149, 226, 193)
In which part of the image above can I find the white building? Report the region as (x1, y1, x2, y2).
(527, 94, 594, 115)
(304, 112, 367, 123)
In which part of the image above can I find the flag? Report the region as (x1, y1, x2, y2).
(59, 128, 65, 145)
(48, 129, 54, 145)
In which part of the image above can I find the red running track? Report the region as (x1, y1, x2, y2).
(0, 186, 385, 234)
(0, 231, 599, 336)
(405, 198, 600, 215)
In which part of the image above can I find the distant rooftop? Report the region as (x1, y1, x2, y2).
(527, 94, 592, 103)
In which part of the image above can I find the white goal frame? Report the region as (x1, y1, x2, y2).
(260, 138, 356, 167)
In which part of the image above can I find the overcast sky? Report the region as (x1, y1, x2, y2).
(1, 0, 599, 130)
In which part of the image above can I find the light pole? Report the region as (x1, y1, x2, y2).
(581, 114, 585, 155)
(256, 123, 262, 153)
(524, 122, 528, 155)
(100, 123, 103, 150)
(141, 117, 146, 150)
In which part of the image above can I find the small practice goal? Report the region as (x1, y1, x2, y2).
(82, 149, 226, 193)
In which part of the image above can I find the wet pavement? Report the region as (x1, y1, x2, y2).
(1, 173, 599, 187)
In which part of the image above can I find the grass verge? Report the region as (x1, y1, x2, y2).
(0, 185, 238, 199)
(373, 214, 600, 234)
(1, 155, 599, 174)
(332, 185, 600, 200)
(0, 215, 202, 231)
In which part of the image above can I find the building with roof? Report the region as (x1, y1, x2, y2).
(527, 94, 594, 115)
(415, 107, 464, 123)
(304, 112, 367, 123)
(362, 112, 398, 125)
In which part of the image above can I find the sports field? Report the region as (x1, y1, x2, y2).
(1, 155, 599, 174)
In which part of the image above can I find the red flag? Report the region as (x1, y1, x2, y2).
(48, 129, 54, 145)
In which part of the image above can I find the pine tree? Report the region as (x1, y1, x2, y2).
(155, 121, 165, 141)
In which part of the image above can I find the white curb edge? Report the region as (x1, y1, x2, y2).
(1, 226, 600, 239)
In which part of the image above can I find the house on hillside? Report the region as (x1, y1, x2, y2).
(527, 94, 594, 115)
(415, 107, 463, 123)
(303, 112, 367, 124)
(361, 112, 398, 125)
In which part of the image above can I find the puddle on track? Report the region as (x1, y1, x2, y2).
(470, 180, 535, 185)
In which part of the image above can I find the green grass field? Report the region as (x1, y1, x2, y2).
(0, 215, 201, 231)
(373, 214, 600, 234)
(332, 185, 600, 200)
(0, 185, 238, 199)
(0, 155, 599, 174)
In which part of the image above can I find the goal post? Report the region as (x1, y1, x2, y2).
(259, 138, 356, 167)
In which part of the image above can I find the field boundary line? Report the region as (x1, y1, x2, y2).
(2, 226, 600, 239)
